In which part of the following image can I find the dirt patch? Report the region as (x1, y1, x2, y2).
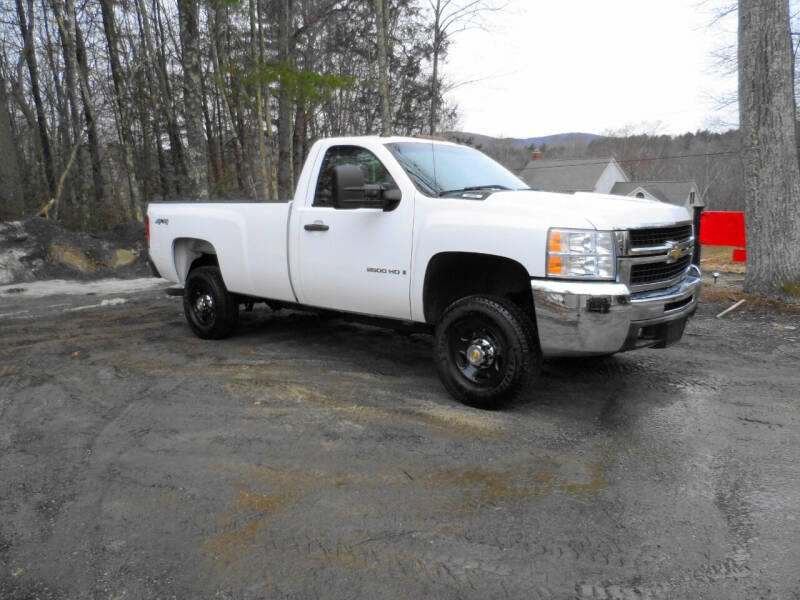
(429, 460, 610, 509)
(0, 218, 149, 284)
(701, 246, 746, 274)
(702, 281, 800, 317)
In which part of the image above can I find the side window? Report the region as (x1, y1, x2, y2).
(313, 146, 396, 207)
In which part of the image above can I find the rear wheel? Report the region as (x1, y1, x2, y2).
(183, 266, 239, 339)
(434, 295, 540, 409)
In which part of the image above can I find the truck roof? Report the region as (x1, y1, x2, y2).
(316, 135, 459, 147)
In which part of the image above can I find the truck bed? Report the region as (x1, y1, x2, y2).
(148, 201, 296, 303)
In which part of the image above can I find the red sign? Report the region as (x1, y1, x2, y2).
(699, 211, 746, 247)
(699, 211, 747, 263)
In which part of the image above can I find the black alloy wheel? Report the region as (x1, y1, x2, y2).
(434, 295, 540, 409)
(183, 265, 239, 339)
(449, 316, 507, 388)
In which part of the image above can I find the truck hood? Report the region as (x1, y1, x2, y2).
(485, 190, 691, 230)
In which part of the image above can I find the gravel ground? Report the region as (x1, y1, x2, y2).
(1, 281, 799, 599)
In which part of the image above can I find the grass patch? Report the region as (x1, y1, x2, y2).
(780, 281, 800, 298)
(700, 245, 746, 274)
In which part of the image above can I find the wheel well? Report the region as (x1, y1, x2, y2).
(173, 238, 218, 282)
(422, 252, 534, 323)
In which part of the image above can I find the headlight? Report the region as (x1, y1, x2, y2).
(547, 228, 616, 280)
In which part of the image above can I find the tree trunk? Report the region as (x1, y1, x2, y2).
(99, 0, 142, 219)
(15, 0, 56, 198)
(199, 65, 221, 187)
(375, 0, 391, 135)
(154, 0, 187, 195)
(133, 0, 167, 198)
(177, 0, 209, 201)
(277, 0, 294, 199)
(0, 70, 25, 218)
(293, 103, 307, 186)
(55, 1, 84, 217)
(739, 0, 800, 297)
(256, 0, 276, 200)
(249, 0, 269, 201)
(209, 16, 245, 194)
(41, 2, 68, 157)
(428, 0, 441, 136)
(67, 1, 106, 215)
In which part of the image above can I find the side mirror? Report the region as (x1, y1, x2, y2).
(333, 165, 366, 207)
(333, 165, 401, 211)
(381, 187, 401, 212)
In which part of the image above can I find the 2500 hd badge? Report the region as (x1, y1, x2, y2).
(367, 267, 406, 275)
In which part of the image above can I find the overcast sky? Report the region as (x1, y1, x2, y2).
(444, 0, 738, 138)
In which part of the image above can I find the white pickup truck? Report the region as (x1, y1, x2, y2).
(148, 136, 700, 408)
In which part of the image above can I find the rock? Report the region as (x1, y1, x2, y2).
(0, 248, 28, 284)
(48, 244, 95, 274)
(108, 249, 137, 268)
(0, 218, 148, 284)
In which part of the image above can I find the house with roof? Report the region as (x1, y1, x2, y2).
(609, 180, 702, 211)
(517, 157, 628, 195)
(517, 156, 704, 211)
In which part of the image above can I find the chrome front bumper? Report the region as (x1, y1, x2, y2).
(530, 265, 701, 358)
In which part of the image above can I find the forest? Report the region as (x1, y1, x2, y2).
(0, 0, 471, 229)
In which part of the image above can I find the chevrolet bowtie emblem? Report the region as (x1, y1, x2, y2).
(668, 246, 683, 261)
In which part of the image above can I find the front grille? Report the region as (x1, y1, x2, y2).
(630, 225, 692, 248)
(630, 255, 691, 285)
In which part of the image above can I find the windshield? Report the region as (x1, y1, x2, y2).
(385, 142, 529, 197)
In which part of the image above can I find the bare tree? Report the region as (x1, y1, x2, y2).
(0, 67, 24, 218)
(72, 3, 105, 213)
(15, 0, 56, 197)
(426, 0, 504, 135)
(248, 0, 268, 200)
(177, 0, 209, 201)
(375, 0, 391, 135)
(257, 0, 277, 200)
(49, 0, 86, 211)
(739, 0, 800, 297)
(277, 0, 294, 199)
(156, 0, 188, 195)
(99, 0, 143, 218)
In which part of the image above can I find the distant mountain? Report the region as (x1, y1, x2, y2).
(514, 132, 600, 148)
(442, 131, 601, 149)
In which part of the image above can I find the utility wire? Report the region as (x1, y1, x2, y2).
(518, 150, 740, 171)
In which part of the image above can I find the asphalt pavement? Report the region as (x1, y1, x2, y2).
(1, 280, 799, 599)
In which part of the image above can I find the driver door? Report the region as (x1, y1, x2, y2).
(294, 145, 414, 320)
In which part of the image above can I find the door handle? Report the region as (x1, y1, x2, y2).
(304, 222, 329, 232)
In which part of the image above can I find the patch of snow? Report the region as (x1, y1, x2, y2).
(101, 297, 127, 306)
(0, 309, 31, 319)
(65, 297, 128, 312)
(0, 277, 169, 298)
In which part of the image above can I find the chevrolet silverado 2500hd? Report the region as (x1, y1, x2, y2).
(148, 136, 700, 408)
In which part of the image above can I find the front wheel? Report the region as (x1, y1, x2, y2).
(183, 266, 239, 339)
(434, 295, 541, 409)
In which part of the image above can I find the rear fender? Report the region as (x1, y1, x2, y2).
(173, 238, 217, 283)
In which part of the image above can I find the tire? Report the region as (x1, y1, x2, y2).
(183, 266, 239, 339)
(434, 295, 541, 409)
